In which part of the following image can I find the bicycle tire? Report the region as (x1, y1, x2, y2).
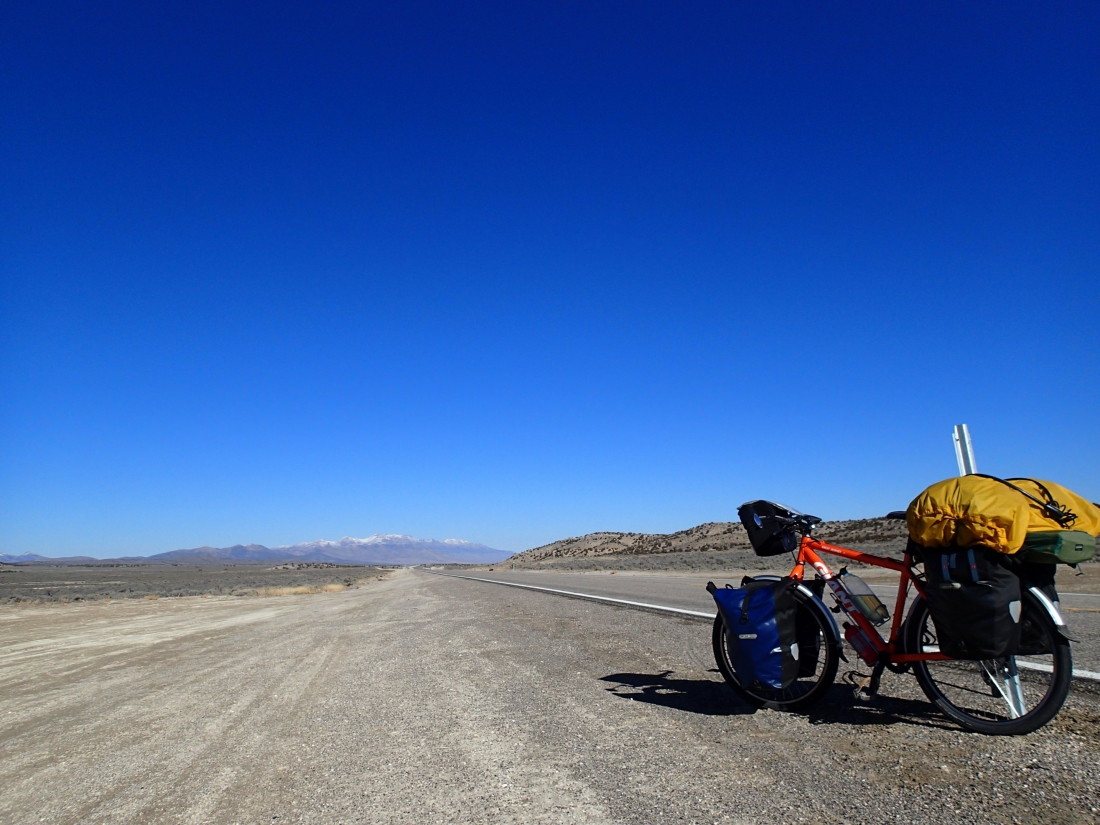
(712, 588, 839, 711)
(903, 591, 1072, 735)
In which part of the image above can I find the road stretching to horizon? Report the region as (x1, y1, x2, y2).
(3, 568, 1099, 824)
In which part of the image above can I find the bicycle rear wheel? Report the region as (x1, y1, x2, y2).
(712, 588, 839, 711)
(903, 591, 1071, 735)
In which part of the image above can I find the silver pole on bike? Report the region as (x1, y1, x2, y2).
(953, 424, 977, 476)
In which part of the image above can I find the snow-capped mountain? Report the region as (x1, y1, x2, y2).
(149, 534, 506, 565)
(271, 535, 504, 564)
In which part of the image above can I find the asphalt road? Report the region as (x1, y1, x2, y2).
(465, 568, 1100, 674)
(2, 569, 1099, 825)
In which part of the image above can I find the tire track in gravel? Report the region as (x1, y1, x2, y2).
(225, 564, 618, 825)
(0, 594, 364, 824)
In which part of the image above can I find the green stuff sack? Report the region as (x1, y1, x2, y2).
(1023, 531, 1096, 565)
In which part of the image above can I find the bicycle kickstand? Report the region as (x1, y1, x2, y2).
(848, 660, 886, 701)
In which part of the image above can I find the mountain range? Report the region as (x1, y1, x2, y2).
(0, 553, 100, 564)
(0, 535, 507, 566)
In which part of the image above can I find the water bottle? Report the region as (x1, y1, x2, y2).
(844, 622, 879, 665)
(840, 571, 890, 626)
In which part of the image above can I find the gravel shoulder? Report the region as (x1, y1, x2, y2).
(2, 569, 1098, 824)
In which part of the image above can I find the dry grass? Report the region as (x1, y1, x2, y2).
(1, 566, 388, 604)
(236, 581, 365, 597)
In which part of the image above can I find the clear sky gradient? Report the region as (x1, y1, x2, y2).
(2, 2, 1098, 557)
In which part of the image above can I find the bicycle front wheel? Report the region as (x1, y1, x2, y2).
(903, 592, 1072, 735)
(712, 588, 839, 711)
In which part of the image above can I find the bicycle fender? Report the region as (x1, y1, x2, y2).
(1028, 586, 1076, 642)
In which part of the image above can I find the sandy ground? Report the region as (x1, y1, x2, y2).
(2, 569, 1099, 824)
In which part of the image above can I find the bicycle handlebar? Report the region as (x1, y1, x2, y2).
(763, 512, 822, 532)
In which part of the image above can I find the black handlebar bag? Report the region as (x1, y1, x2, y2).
(919, 543, 1022, 660)
(738, 500, 802, 556)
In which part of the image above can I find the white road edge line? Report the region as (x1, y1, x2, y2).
(1015, 660, 1100, 681)
(424, 572, 714, 618)
(424, 571, 1100, 683)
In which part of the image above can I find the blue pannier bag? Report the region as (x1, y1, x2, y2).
(710, 577, 800, 691)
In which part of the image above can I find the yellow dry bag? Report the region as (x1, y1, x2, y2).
(907, 475, 1100, 555)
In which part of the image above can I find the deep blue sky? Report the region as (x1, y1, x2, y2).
(2, 2, 1098, 557)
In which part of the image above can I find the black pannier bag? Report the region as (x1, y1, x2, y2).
(738, 500, 802, 557)
(795, 579, 824, 677)
(792, 576, 827, 677)
(919, 542, 1022, 660)
(1007, 559, 1059, 656)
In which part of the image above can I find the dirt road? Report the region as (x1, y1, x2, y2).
(2, 569, 1098, 824)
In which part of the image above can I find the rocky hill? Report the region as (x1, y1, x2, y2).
(509, 517, 909, 567)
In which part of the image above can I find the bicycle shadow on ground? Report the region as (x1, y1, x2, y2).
(600, 670, 959, 731)
(801, 685, 959, 732)
(600, 670, 757, 716)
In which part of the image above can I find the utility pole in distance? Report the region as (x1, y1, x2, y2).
(953, 424, 977, 475)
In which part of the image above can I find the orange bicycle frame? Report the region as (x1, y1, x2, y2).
(789, 535, 949, 664)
